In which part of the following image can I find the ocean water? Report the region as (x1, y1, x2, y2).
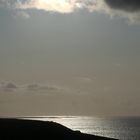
(23, 116, 140, 140)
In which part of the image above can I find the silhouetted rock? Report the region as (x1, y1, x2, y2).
(0, 118, 117, 140)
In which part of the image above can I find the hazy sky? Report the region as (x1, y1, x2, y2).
(0, 0, 140, 117)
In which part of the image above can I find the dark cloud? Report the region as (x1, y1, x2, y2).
(5, 83, 17, 89)
(105, 0, 140, 12)
(0, 82, 17, 92)
(27, 84, 39, 91)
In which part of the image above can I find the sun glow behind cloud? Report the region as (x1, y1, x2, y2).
(15, 0, 90, 13)
(0, 0, 140, 23)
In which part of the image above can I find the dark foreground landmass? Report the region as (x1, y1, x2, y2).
(0, 118, 117, 140)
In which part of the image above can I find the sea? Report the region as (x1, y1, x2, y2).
(22, 116, 140, 140)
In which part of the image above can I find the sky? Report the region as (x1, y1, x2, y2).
(0, 0, 140, 117)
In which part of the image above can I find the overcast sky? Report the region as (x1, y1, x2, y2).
(0, 0, 140, 117)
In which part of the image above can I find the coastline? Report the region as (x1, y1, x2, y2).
(0, 118, 117, 140)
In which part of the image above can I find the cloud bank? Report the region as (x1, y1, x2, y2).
(0, 0, 140, 23)
(0, 82, 63, 93)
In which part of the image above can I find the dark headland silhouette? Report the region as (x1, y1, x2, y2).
(0, 118, 117, 140)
